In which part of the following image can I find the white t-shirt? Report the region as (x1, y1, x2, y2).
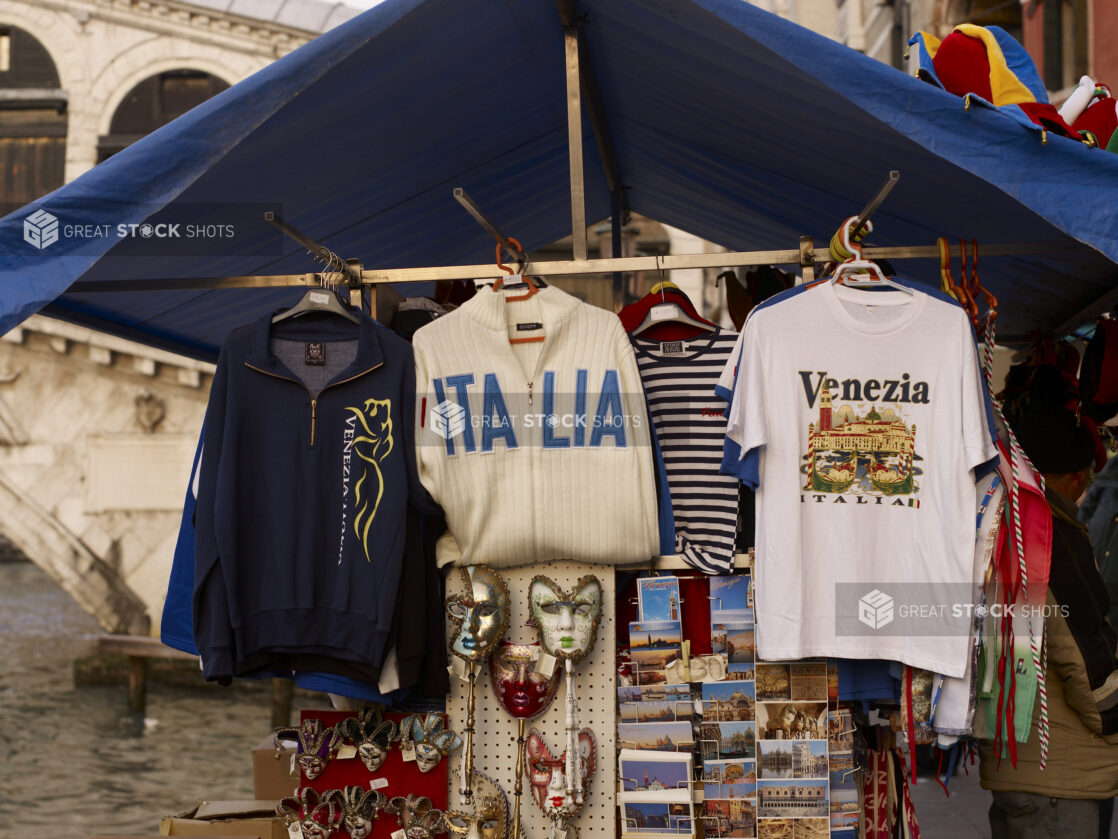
(720, 282, 996, 677)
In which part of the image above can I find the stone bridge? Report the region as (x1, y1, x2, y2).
(0, 314, 211, 635)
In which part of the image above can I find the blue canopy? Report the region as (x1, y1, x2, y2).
(3, 0, 1117, 360)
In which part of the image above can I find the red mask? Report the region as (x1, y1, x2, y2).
(489, 641, 560, 720)
(524, 728, 597, 822)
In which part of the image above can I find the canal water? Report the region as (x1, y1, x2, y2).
(0, 560, 309, 837)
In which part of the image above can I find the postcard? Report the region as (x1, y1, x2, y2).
(830, 787, 859, 829)
(638, 576, 682, 622)
(702, 797, 757, 838)
(709, 622, 754, 671)
(639, 683, 692, 701)
(827, 708, 854, 754)
(620, 749, 694, 796)
(698, 720, 756, 760)
(757, 739, 794, 780)
(828, 753, 855, 788)
(789, 661, 829, 701)
(701, 759, 756, 799)
(757, 702, 827, 741)
(619, 685, 644, 704)
(757, 779, 829, 819)
(756, 819, 790, 839)
(618, 721, 695, 752)
(631, 620, 684, 683)
(709, 574, 751, 615)
(756, 817, 829, 839)
(791, 740, 829, 779)
(701, 681, 756, 722)
(622, 699, 694, 722)
(755, 663, 791, 701)
(620, 801, 695, 836)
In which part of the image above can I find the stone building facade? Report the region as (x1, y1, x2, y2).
(0, 0, 357, 634)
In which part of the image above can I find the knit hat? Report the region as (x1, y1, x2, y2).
(1013, 406, 1095, 475)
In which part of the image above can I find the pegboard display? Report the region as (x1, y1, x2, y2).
(445, 562, 618, 838)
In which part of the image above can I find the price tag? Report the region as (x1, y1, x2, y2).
(449, 657, 469, 681)
(401, 743, 416, 763)
(649, 303, 677, 322)
(536, 652, 557, 679)
(289, 752, 297, 776)
(370, 777, 389, 790)
(308, 290, 330, 306)
(392, 831, 407, 839)
(287, 822, 305, 839)
(337, 745, 357, 760)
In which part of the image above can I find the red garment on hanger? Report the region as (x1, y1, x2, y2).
(618, 288, 714, 341)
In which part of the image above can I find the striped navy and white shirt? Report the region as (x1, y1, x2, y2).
(632, 329, 741, 573)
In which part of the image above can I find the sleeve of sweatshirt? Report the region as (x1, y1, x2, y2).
(402, 346, 442, 518)
(192, 346, 236, 683)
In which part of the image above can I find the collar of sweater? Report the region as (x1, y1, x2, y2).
(243, 309, 385, 377)
(460, 284, 582, 333)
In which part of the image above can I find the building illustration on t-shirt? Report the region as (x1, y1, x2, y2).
(803, 380, 919, 497)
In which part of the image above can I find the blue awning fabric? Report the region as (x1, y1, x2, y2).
(2, 0, 1116, 360)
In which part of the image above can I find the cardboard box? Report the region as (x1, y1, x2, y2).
(159, 800, 286, 839)
(252, 735, 299, 800)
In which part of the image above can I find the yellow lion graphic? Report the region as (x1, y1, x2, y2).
(347, 398, 393, 562)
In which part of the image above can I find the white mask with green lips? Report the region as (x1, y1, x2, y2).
(528, 575, 603, 662)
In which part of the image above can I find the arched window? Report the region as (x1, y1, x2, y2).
(98, 70, 229, 162)
(0, 25, 66, 211)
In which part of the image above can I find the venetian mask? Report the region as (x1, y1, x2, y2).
(664, 653, 727, 684)
(277, 789, 341, 839)
(326, 787, 384, 839)
(524, 728, 597, 822)
(528, 575, 603, 662)
(447, 565, 511, 662)
(445, 772, 509, 839)
(490, 640, 561, 719)
(406, 713, 463, 773)
(387, 795, 446, 839)
(273, 718, 342, 781)
(338, 707, 397, 773)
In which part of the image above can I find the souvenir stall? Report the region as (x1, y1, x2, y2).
(3, 1, 1118, 839)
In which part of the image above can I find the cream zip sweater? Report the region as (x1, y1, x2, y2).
(412, 284, 662, 568)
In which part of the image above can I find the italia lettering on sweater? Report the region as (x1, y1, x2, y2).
(430, 369, 630, 455)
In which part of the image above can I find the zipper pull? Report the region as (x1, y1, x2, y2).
(528, 381, 533, 407)
(310, 398, 317, 446)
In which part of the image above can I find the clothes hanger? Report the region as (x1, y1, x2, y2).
(492, 238, 545, 345)
(631, 266, 717, 336)
(272, 248, 359, 324)
(966, 239, 998, 330)
(829, 217, 914, 295)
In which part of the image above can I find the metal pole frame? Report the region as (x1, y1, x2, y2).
(67, 241, 1084, 294)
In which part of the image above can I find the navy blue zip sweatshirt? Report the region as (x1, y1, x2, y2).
(193, 310, 435, 683)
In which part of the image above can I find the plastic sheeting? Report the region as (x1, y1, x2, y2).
(2, 0, 1116, 359)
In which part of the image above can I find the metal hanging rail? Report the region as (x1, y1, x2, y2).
(66, 240, 1083, 294)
